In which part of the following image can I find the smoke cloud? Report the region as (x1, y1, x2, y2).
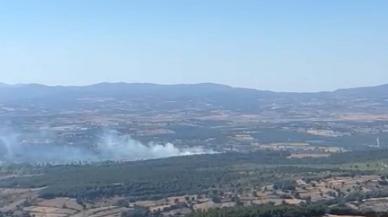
(0, 129, 214, 164)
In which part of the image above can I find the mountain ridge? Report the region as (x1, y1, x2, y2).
(1, 81, 387, 94)
(0, 82, 387, 114)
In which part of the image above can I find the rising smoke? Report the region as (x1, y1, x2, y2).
(0, 129, 214, 164)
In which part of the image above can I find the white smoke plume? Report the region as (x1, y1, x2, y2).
(0, 129, 214, 164)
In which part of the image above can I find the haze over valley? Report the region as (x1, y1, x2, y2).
(1, 82, 388, 164)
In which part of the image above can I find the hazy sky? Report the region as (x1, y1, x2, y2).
(0, 0, 387, 92)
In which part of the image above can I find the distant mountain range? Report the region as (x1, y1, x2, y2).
(1, 82, 388, 96)
(0, 82, 387, 114)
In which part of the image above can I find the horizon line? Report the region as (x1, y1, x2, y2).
(1, 81, 388, 94)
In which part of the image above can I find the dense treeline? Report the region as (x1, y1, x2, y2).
(0, 164, 333, 200)
(187, 203, 388, 217)
(1, 150, 388, 200)
(300, 149, 388, 165)
(187, 204, 326, 217)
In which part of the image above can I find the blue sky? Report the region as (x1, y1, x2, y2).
(0, 0, 387, 92)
